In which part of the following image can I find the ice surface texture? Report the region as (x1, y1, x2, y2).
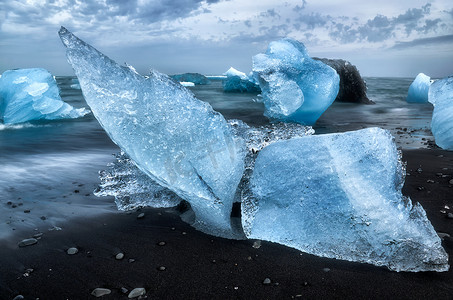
(59, 27, 246, 237)
(314, 58, 373, 104)
(428, 76, 453, 150)
(223, 67, 260, 93)
(0, 68, 89, 124)
(242, 128, 449, 272)
(170, 73, 210, 85)
(407, 73, 431, 103)
(252, 39, 340, 125)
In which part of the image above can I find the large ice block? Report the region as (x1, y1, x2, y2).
(0, 68, 89, 124)
(252, 39, 339, 125)
(428, 76, 453, 150)
(242, 128, 449, 272)
(59, 27, 246, 237)
(407, 73, 431, 103)
(223, 67, 260, 93)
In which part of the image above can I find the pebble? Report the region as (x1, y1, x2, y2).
(12, 295, 24, 300)
(263, 278, 271, 285)
(158, 241, 166, 246)
(416, 167, 423, 173)
(23, 209, 30, 213)
(436, 173, 443, 177)
(447, 213, 453, 219)
(40, 216, 46, 220)
(18, 238, 38, 247)
(137, 213, 145, 219)
(323, 268, 331, 272)
(91, 288, 111, 297)
(158, 266, 166, 271)
(116, 252, 124, 260)
(128, 288, 146, 298)
(67, 247, 78, 255)
(426, 179, 435, 184)
(449, 179, 453, 185)
(121, 287, 129, 294)
(252, 240, 261, 249)
(129, 259, 136, 263)
(33, 233, 43, 238)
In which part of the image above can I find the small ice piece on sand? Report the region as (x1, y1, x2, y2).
(242, 127, 449, 272)
(407, 73, 431, 103)
(428, 75, 453, 150)
(59, 27, 246, 238)
(252, 39, 339, 125)
(128, 288, 146, 298)
(67, 247, 78, 255)
(91, 288, 111, 297)
(18, 238, 38, 247)
(0, 68, 89, 124)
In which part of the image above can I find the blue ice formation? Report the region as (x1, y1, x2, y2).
(428, 76, 453, 150)
(242, 128, 449, 272)
(170, 73, 210, 85)
(59, 27, 246, 237)
(0, 68, 89, 124)
(223, 67, 260, 93)
(407, 73, 431, 103)
(252, 39, 340, 125)
(180, 82, 195, 87)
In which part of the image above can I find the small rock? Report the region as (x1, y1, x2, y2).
(116, 252, 124, 260)
(436, 173, 443, 177)
(263, 278, 271, 285)
(23, 209, 30, 213)
(121, 287, 129, 294)
(417, 186, 425, 191)
(74, 190, 80, 193)
(158, 266, 166, 271)
(128, 288, 146, 298)
(91, 288, 111, 297)
(129, 259, 136, 263)
(252, 240, 261, 249)
(137, 213, 145, 219)
(67, 247, 78, 255)
(40, 216, 46, 220)
(447, 213, 453, 219)
(449, 179, 453, 185)
(158, 241, 166, 246)
(7, 201, 12, 205)
(18, 238, 38, 247)
(323, 268, 331, 272)
(438, 232, 451, 239)
(33, 233, 43, 238)
(426, 179, 435, 184)
(12, 204, 17, 208)
(182, 231, 187, 235)
(12, 295, 24, 300)
(417, 167, 423, 173)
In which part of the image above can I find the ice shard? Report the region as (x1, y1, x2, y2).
(242, 128, 449, 272)
(428, 75, 453, 150)
(59, 27, 246, 237)
(0, 68, 89, 124)
(252, 39, 340, 125)
(407, 73, 431, 103)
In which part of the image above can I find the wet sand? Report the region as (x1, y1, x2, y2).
(1, 148, 452, 299)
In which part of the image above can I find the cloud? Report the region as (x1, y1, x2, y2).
(391, 34, 453, 49)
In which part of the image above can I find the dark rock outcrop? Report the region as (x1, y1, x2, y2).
(314, 58, 373, 104)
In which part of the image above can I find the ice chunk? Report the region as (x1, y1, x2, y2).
(180, 82, 195, 87)
(170, 73, 210, 85)
(59, 27, 246, 237)
(314, 58, 373, 104)
(0, 68, 89, 124)
(70, 83, 81, 89)
(252, 39, 340, 125)
(223, 67, 260, 93)
(242, 128, 448, 272)
(407, 73, 431, 103)
(428, 75, 453, 150)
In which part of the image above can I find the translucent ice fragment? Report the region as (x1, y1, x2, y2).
(242, 128, 449, 272)
(0, 68, 89, 124)
(407, 73, 431, 103)
(428, 75, 453, 150)
(59, 27, 246, 237)
(252, 39, 339, 125)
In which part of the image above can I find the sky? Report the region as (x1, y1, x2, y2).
(0, 0, 452, 77)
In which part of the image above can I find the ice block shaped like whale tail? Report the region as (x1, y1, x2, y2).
(59, 27, 246, 237)
(242, 128, 449, 272)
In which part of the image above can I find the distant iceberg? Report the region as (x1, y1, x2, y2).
(407, 73, 431, 103)
(242, 128, 449, 272)
(253, 39, 339, 125)
(180, 82, 195, 87)
(223, 67, 261, 93)
(428, 75, 453, 150)
(170, 73, 210, 85)
(0, 68, 89, 124)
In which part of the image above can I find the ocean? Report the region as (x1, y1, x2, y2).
(0, 76, 435, 241)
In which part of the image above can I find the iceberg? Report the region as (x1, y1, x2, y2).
(428, 76, 453, 150)
(314, 58, 373, 104)
(242, 128, 449, 272)
(223, 67, 261, 93)
(0, 68, 89, 124)
(170, 73, 210, 85)
(180, 82, 195, 87)
(407, 73, 431, 103)
(252, 39, 339, 125)
(59, 27, 246, 237)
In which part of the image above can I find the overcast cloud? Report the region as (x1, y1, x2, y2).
(0, 0, 452, 77)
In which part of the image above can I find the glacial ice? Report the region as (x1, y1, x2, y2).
(428, 75, 453, 150)
(242, 128, 449, 272)
(0, 68, 89, 124)
(59, 27, 246, 237)
(180, 82, 195, 87)
(170, 73, 210, 85)
(407, 73, 431, 103)
(223, 67, 261, 93)
(252, 39, 340, 125)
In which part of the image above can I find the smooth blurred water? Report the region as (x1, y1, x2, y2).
(0, 76, 435, 239)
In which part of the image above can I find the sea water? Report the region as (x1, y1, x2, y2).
(0, 76, 434, 240)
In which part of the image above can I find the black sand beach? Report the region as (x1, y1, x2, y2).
(1, 149, 452, 300)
